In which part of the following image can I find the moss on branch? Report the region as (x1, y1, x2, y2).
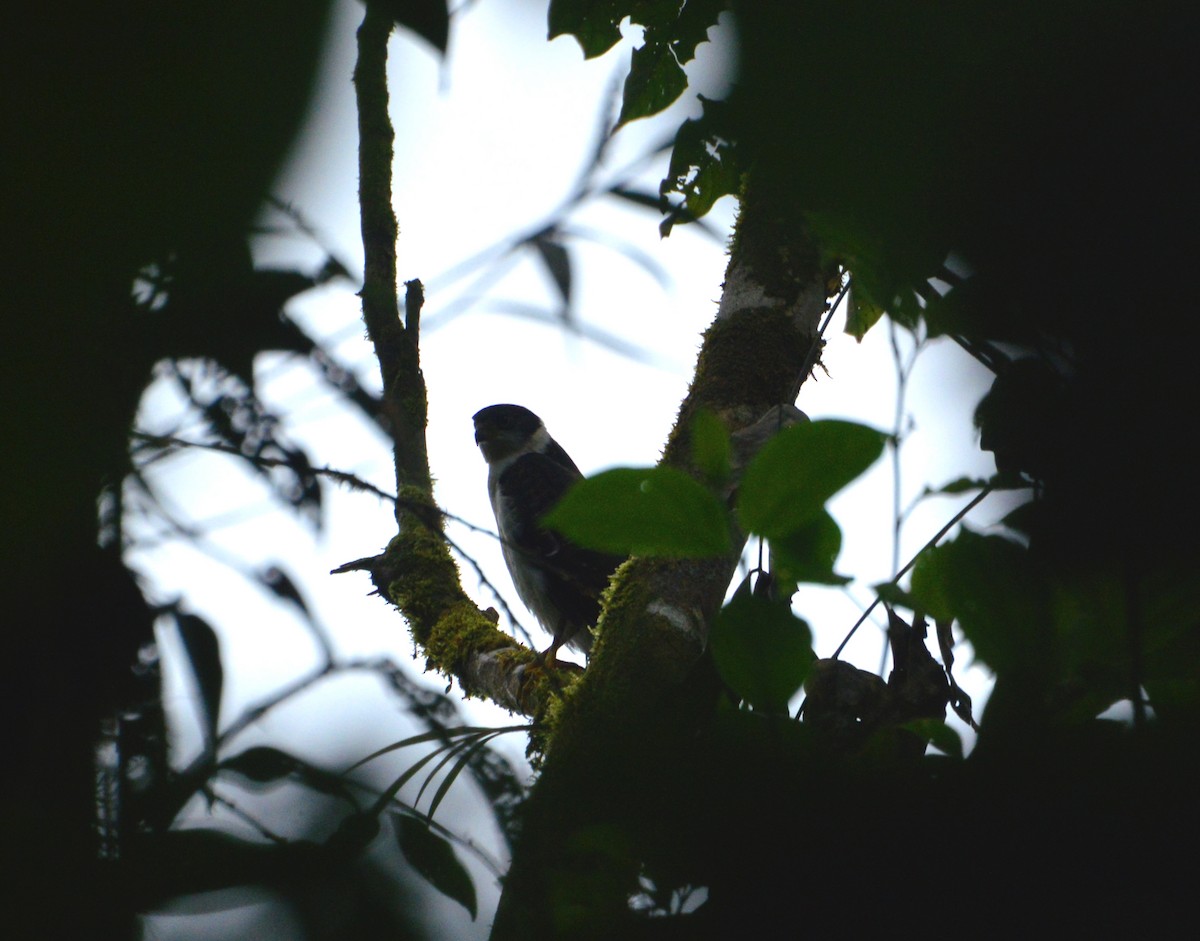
(491, 172, 839, 939)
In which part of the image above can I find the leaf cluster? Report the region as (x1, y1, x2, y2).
(121, 602, 527, 920)
(549, 0, 726, 125)
(547, 416, 885, 712)
(544, 0, 1200, 737)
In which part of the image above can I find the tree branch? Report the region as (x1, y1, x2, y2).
(491, 178, 840, 938)
(354, 7, 428, 496)
(349, 6, 582, 720)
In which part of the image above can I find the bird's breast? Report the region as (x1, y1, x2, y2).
(489, 473, 557, 625)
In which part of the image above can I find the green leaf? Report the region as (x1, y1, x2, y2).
(909, 530, 1048, 676)
(873, 581, 921, 610)
(844, 282, 885, 341)
(710, 577, 814, 713)
(545, 466, 732, 557)
(805, 212, 898, 338)
(919, 282, 973, 339)
(414, 737, 479, 811)
(549, 0, 725, 63)
(737, 420, 886, 538)
(659, 95, 740, 235)
(395, 815, 478, 919)
(805, 209, 944, 338)
(425, 732, 508, 822)
(344, 725, 511, 774)
(770, 510, 851, 585)
(690, 409, 731, 484)
(617, 40, 688, 125)
(907, 542, 956, 624)
(997, 499, 1040, 538)
(919, 473, 1029, 499)
(667, 0, 726, 64)
(926, 475, 994, 495)
(548, 0, 626, 58)
(899, 719, 964, 759)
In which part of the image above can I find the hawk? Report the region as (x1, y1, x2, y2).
(473, 404, 624, 662)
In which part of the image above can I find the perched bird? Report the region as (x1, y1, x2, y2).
(472, 404, 624, 662)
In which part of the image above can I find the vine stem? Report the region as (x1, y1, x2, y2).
(830, 484, 993, 660)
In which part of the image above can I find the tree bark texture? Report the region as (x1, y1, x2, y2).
(489, 180, 838, 939)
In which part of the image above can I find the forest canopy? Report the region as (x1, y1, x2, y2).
(5, 1, 1197, 937)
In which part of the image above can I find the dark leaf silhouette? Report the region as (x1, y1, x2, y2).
(711, 575, 814, 713)
(221, 746, 300, 784)
(363, 0, 450, 54)
(174, 612, 223, 746)
(258, 565, 311, 619)
(395, 814, 478, 918)
(531, 231, 573, 311)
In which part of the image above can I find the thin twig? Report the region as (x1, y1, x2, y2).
(131, 431, 398, 502)
(790, 274, 850, 403)
(135, 429, 540, 647)
(880, 318, 923, 673)
(830, 485, 994, 660)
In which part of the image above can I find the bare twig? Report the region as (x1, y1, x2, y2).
(830, 485, 994, 661)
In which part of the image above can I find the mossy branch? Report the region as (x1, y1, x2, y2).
(349, 7, 582, 720)
(490, 178, 840, 939)
(354, 6, 427, 497)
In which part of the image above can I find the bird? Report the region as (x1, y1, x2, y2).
(472, 404, 624, 663)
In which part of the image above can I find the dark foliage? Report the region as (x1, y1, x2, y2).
(506, 2, 1200, 935)
(4, 4, 333, 931)
(2, 1, 472, 934)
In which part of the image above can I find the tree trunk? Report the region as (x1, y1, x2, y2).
(490, 180, 837, 939)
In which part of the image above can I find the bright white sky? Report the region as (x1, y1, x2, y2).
(132, 1, 1008, 934)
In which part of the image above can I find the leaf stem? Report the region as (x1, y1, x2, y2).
(830, 484, 993, 660)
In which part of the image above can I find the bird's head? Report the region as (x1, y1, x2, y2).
(473, 404, 548, 464)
